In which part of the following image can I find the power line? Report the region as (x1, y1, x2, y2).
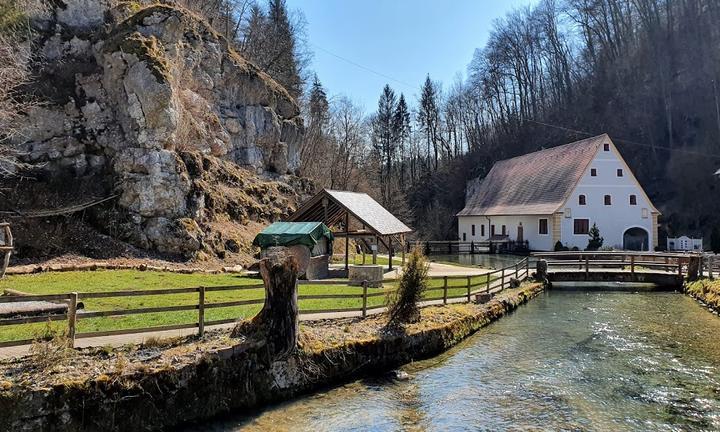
(308, 42, 417, 91)
(525, 118, 720, 159)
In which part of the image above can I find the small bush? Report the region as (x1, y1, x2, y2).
(554, 241, 564, 251)
(28, 321, 74, 371)
(586, 223, 604, 251)
(387, 244, 428, 324)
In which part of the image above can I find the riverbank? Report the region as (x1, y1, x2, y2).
(685, 278, 720, 314)
(0, 283, 543, 431)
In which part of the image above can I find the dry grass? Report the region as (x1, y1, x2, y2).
(686, 279, 720, 310)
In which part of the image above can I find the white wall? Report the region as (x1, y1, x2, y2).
(559, 144, 655, 250)
(457, 214, 554, 251)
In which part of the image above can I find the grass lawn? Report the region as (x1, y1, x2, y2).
(0, 270, 492, 343)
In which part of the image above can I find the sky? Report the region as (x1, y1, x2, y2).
(286, 0, 536, 111)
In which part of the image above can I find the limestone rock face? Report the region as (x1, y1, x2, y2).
(9, 3, 307, 257)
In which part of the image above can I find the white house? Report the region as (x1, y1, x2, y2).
(457, 134, 660, 251)
(667, 236, 703, 252)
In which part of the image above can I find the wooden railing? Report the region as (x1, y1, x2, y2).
(0, 258, 533, 349)
(532, 251, 704, 279)
(0, 223, 12, 278)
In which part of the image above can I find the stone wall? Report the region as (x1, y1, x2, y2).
(6, 2, 306, 257)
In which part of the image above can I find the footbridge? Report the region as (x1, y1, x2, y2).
(532, 251, 716, 290)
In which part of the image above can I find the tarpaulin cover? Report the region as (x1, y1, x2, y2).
(253, 221, 334, 249)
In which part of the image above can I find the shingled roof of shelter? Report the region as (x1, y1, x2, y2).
(289, 189, 412, 236)
(458, 134, 608, 216)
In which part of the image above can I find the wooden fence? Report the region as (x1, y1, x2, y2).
(0, 258, 532, 349)
(531, 251, 712, 279)
(424, 240, 529, 255)
(0, 223, 12, 278)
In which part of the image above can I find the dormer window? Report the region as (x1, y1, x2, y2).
(617, 168, 623, 177)
(604, 195, 612, 205)
(591, 168, 597, 177)
(604, 143, 610, 151)
(629, 195, 637, 205)
(579, 195, 586, 205)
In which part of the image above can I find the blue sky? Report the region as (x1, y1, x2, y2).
(286, 0, 536, 111)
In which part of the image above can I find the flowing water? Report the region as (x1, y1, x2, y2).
(193, 291, 720, 431)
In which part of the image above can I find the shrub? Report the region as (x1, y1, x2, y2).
(586, 223, 604, 251)
(554, 241, 564, 251)
(387, 244, 428, 324)
(571, 246, 580, 251)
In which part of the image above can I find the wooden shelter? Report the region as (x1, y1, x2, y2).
(288, 189, 412, 271)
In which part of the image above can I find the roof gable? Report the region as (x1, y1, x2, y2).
(289, 189, 412, 236)
(458, 134, 607, 216)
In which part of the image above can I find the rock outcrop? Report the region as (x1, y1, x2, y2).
(5, 1, 309, 259)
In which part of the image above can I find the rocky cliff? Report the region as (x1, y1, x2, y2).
(2, 1, 311, 262)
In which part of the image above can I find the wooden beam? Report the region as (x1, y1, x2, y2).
(345, 212, 349, 271)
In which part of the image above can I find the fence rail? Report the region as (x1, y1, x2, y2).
(424, 240, 530, 255)
(0, 258, 532, 349)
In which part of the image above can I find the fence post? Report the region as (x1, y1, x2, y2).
(470, 241, 475, 254)
(501, 268, 505, 290)
(362, 281, 368, 318)
(68, 292, 78, 348)
(466, 276, 471, 302)
(710, 255, 715, 280)
(525, 258, 530, 279)
(515, 262, 519, 279)
(443, 276, 448, 305)
(678, 259, 683, 278)
(700, 255, 705, 278)
(630, 255, 635, 278)
(197, 286, 206, 337)
(585, 256, 589, 280)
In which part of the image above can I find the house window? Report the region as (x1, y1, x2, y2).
(591, 168, 597, 177)
(481, 224, 485, 236)
(629, 194, 637, 205)
(491, 225, 496, 236)
(604, 143, 610, 151)
(574, 219, 590, 235)
(579, 195, 586, 205)
(463, 233, 466, 241)
(539, 219, 548, 235)
(471, 224, 475, 236)
(604, 195, 612, 205)
(617, 168, 623, 177)
(501, 225, 507, 235)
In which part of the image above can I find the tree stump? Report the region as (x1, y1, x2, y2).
(234, 247, 299, 359)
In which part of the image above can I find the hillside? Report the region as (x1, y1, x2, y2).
(0, 1, 313, 266)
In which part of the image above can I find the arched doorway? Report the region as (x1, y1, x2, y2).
(623, 227, 649, 251)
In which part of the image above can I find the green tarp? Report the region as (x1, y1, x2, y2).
(253, 221, 334, 250)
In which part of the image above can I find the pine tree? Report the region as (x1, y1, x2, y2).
(373, 85, 397, 204)
(393, 94, 411, 190)
(586, 223, 604, 251)
(418, 75, 440, 171)
(300, 75, 330, 180)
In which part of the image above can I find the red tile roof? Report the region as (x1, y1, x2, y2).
(458, 134, 608, 216)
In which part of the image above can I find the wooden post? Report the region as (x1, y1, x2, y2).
(1, 224, 12, 279)
(68, 292, 78, 348)
(585, 256, 589, 280)
(470, 241, 475, 254)
(401, 234, 406, 267)
(466, 276, 471, 302)
(630, 255, 635, 279)
(678, 258, 683, 277)
(362, 281, 368, 318)
(515, 262, 519, 279)
(710, 255, 715, 280)
(525, 258, 530, 279)
(198, 286, 206, 337)
(486, 272, 491, 292)
(388, 237, 394, 271)
(443, 276, 448, 304)
(501, 268, 505, 290)
(344, 213, 350, 272)
(448, 241, 452, 254)
(700, 255, 705, 278)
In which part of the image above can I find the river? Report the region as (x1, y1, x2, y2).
(192, 291, 720, 431)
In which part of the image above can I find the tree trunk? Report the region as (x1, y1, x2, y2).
(235, 246, 299, 359)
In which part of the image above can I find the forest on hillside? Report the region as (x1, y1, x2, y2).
(2, 0, 720, 251)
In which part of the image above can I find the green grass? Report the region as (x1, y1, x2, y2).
(0, 270, 494, 343)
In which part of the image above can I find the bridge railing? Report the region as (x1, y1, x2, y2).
(531, 251, 699, 278)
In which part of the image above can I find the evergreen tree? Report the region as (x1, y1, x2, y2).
(266, 0, 302, 98)
(586, 223, 604, 251)
(373, 85, 397, 204)
(300, 75, 330, 180)
(393, 94, 411, 190)
(711, 226, 720, 253)
(388, 244, 429, 324)
(418, 75, 440, 171)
